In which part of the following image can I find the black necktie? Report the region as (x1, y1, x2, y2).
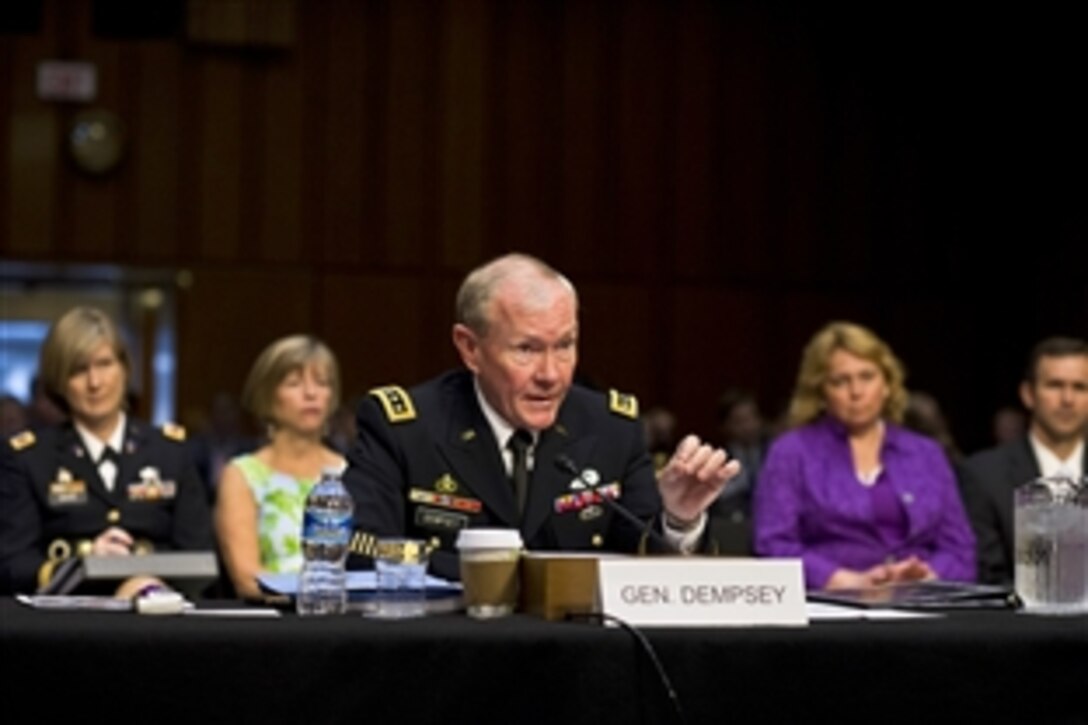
(96, 447, 120, 492)
(508, 430, 532, 517)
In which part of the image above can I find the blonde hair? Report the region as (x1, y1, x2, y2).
(455, 253, 577, 335)
(241, 335, 341, 427)
(39, 306, 130, 414)
(787, 321, 908, 427)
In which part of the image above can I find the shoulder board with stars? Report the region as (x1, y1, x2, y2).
(608, 389, 639, 420)
(370, 385, 417, 423)
(8, 430, 36, 451)
(161, 422, 187, 442)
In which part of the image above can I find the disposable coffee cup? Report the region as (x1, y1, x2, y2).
(456, 528, 523, 619)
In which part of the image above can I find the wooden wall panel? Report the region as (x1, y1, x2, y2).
(7, 110, 56, 257)
(318, 272, 455, 402)
(559, 0, 608, 279)
(5, 29, 57, 256)
(67, 41, 122, 260)
(196, 56, 242, 260)
(132, 40, 181, 260)
(712, 4, 771, 281)
(670, 286, 770, 439)
(260, 48, 304, 262)
(576, 282, 653, 401)
(769, 13, 825, 285)
(175, 266, 313, 428)
(614, 2, 671, 279)
(1, 1, 1084, 447)
(321, 0, 365, 266)
(0, 39, 10, 251)
(438, 0, 486, 269)
(500, 1, 562, 261)
(671, 2, 714, 281)
(384, 2, 439, 268)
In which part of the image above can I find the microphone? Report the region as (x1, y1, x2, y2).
(554, 454, 679, 553)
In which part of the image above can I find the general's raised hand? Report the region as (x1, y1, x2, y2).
(656, 434, 741, 523)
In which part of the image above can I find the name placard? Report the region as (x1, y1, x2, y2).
(597, 558, 807, 627)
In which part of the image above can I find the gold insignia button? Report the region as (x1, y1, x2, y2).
(47, 539, 72, 561)
(107, 509, 121, 524)
(591, 533, 603, 547)
(76, 539, 94, 557)
(435, 473, 458, 493)
(429, 537, 441, 551)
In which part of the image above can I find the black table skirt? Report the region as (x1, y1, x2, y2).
(2, 598, 1085, 725)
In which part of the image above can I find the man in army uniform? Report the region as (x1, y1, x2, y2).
(344, 254, 740, 580)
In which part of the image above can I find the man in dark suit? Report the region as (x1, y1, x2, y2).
(959, 336, 1088, 585)
(343, 253, 740, 580)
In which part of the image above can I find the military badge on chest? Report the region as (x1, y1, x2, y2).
(554, 467, 621, 517)
(48, 468, 88, 506)
(408, 474, 481, 533)
(126, 467, 177, 501)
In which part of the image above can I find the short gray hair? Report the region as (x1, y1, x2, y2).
(454, 253, 576, 334)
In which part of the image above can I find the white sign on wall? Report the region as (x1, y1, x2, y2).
(37, 61, 97, 102)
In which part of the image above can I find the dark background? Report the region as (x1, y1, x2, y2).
(2, 1, 1085, 455)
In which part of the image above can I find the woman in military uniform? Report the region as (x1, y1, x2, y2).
(0, 306, 213, 594)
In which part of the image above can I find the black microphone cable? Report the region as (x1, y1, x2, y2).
(565, 611, 689, 725)
(556, 454, 689, 723)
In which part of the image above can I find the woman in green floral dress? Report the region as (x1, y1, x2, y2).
(214, 336, 345, 599)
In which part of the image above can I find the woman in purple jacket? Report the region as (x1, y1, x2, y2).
(754, 321, 975, 590)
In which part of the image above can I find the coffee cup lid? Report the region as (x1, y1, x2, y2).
(456, 527, 523, 550)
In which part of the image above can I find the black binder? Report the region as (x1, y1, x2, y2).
(806, 580, 1021, 610)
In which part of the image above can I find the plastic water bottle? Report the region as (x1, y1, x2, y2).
(297, 466, 354, 616)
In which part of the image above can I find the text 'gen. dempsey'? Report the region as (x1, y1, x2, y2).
(620, 584, 788, 606)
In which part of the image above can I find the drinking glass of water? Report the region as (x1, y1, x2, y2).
(368, 538, 430, 619)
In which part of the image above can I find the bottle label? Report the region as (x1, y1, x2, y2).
(302, 511, 352, 543)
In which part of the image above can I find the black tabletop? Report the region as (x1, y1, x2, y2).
(2, 598, 1085, 725)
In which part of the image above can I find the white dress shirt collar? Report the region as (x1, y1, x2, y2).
(74, 412, 127, 462)
(472, 378, 538, 475)
(1029, 433, 1084, 480)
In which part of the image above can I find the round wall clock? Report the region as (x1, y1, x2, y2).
(69, 108, 126, 174)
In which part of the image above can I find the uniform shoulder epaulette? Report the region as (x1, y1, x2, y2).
(161, 422, 187, 442)
(369, 385, 417, 423)
(8, 430, 36, 451)
(608, 389, 639, 420)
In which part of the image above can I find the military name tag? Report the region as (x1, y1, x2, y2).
(414, 506, 469, 532)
